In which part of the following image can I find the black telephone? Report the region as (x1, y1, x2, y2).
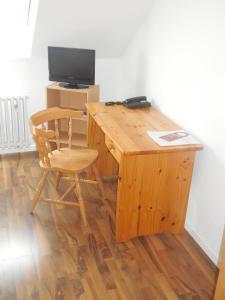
(123, 96, 150, 108)
(105, 96, 151, 109)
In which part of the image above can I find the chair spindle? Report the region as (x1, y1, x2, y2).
(55, 119, 60, 150)
(68, 117, 72, 149)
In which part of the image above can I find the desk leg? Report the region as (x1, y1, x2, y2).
(116, 151, 195, 242)
(87, 114, 119, 177)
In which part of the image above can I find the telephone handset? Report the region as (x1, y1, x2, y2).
(123, 96, 147, 104)
(105, 96, 151, 109)
(123, 96, 150, 108)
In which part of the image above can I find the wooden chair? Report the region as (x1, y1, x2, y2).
(30, 107, 106, 225)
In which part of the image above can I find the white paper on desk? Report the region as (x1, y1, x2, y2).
(147, 130, 201, 146)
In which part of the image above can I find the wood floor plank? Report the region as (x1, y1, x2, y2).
(0, 152, 218, 300)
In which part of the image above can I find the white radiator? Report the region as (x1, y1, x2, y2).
(0, 96, 32, 153)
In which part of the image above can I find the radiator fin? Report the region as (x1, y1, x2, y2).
(0, 96, 31, 151)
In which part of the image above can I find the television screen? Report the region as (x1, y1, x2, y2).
(48, 47, 95, 87)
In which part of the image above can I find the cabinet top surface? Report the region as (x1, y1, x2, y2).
(47, 83, 99, 93)
(87, 102, 203, 155)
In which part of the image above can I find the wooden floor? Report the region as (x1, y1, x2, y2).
(0, 152, 218, 300)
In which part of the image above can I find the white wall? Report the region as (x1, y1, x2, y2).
(0, 0, 151, 137)
(0, 57, 121, 116)
(120, 0, 225, 264)
(32, 0, 152, 58)
(0, 0, 133, 115)
(0, 0, 39, 60)
(1, 0, 224, 265)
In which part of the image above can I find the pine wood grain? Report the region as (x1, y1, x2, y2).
(87, 103, 202, 242)
(87, 113, 119, 177)
(30, 107, 105, 227)
(0, 152, 218, 299)
(116, 151, 195, 241)
(47, 83, 100, 149)
(214, 228, 225, 299)
(87, 103, 203, 155)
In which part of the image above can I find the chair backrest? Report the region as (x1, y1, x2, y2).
(30, 107, 83, 168)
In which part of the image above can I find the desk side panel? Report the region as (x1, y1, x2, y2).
(214, 227, 225, 299)
(87, 113, 119, 177)
(116, 151, 195, 242)
(47, 88, 60, 108)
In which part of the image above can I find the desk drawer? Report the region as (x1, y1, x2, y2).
(105, 136, 121, 163)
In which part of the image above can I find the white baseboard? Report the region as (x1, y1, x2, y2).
(0, 144, 36, 155)
(185, 221, 218, 265)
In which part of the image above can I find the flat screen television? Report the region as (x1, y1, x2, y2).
(48, 46, 95, 89)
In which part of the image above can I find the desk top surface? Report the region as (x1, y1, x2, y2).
(87, 103, 203, 155)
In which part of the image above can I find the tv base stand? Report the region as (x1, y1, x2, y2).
(59, 82, 89, 89)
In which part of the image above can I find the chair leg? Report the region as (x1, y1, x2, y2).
(30, 171, 48, 213)
(74, 174, 88, 226)
(55, 172, 61, 190)
(92, 164, 106, 200)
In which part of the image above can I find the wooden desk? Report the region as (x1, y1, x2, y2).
(87, 103, 203, 242)
(214, 228, 225, 299)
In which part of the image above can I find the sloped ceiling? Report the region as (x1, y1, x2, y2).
(32, 0, 152, 58)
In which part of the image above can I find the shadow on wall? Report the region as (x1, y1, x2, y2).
(187, 145, 225, 263)
(135, 51, 151, 96)
(121, 40, 152, 100)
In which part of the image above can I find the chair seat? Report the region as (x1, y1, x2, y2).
(40, 148, 99, 173)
